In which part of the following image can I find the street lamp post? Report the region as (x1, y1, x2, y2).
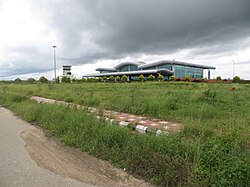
(52, 46, 57, 83)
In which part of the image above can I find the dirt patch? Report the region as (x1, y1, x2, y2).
(20, 126, 153, 187)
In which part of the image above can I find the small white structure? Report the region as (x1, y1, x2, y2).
(59, 65, 75, 82)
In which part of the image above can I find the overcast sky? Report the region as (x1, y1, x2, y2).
(0, 0, 250, 80)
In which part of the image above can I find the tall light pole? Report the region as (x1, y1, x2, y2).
(233, 60, 235, 79)
(52, 45, 57, 83)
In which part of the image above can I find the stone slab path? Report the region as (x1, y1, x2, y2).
(30, 96, 182, 135)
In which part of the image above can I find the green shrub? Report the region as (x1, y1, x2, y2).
(185, 75, 191, 81)
(39, 76, 48, 83)
(148, 74, 155, 81)
(61, 76, 71, 83)
(103, 76, 107, 82)
(14, 78, 22, 83)
(201, 77, 205, 82)
(121, 75, 128, 82)
(216, 76, 222, 81)
(115, 76, 121, 82)
(138, 74, 145, 82)
(109, 76, 115, 82)
(27, 78, 36, 83)
(158, 74, 164, 81)
(233, 76, 240, 83)
(169, 75, 176, 81)
(98, 77, 102, 82)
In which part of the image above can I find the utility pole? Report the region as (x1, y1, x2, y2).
(53, 46, 57, 83)
(233, 60, 235, 79)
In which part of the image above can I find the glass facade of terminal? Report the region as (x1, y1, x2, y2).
(174, 65, 203, 78)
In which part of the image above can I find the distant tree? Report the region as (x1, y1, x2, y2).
(14, 78, 22, 83)
(169, 75, 176, 81)
(61, 76, 71, 83)
(109, 76, 115, 82)
(81, 78, 87, 82)
(233, 76, 240, 83)
(185, 75, 191, 81)
(39, 76, 48, 83)
(216, 76, 222, 81)
(115, 76, 121, 82)
(121, 75, 128, 82)
(148, 74, 155, 81)
(138, 74, 145, 82)
(158, 74, 164, 81)
(27, 77, 36, 83)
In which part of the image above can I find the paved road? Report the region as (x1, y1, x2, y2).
(0, 106, 150, 187)
(0, 106, 97, 187)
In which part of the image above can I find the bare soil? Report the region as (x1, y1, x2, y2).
(20, 126, 153, 187)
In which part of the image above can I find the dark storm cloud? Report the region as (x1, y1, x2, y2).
(40, 0, 250, 60)
(2, 0, 250, 79)
(0, 45, 52, 77)
(0, 61, 50, 77)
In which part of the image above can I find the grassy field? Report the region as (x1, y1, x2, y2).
(0, 82, 249, 186)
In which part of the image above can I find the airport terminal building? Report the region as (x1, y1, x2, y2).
(83, 60, 216, 81)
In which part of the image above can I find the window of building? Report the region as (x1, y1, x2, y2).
(158, 64, 172, 70)
(185, 67, 195, 78)
(174, 65, 185, 78)
(130, 65, 138, 71)
(120, 66, 129, 72)
(194, 68, 203, 78)
(142, 67, 157, 70)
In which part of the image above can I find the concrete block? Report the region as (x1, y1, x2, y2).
(136, 125, 148, 134)
(119, 121, 129, 127)
(156, 130, 169, 136)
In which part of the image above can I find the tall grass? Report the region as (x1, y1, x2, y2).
(0, 82, 249, 186)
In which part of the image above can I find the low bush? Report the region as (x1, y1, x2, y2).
(98, 77, 102, 82)
(103, 76, 107, 82)
(158, 74, 164, 81)
(138, 74, 145, 82)
(115, 76, 120, 82)
(169, 75, 176, 81)
(216, 76, 222, 81)
(121, 75, 128, 82)
(109, 76, 115, 82)
(148, 74, 155, 81)
(185, 75, 191, 81)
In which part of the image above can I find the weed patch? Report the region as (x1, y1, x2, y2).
(0, 82, 249, 186)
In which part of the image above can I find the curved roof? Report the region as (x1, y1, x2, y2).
(139, 60, 216, 69)
(83, 69, 174, 77)
(95, 67, 117, 72)
(114, 62, 140, 69)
